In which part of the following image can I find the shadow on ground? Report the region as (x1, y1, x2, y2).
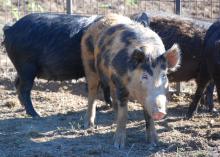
(0, 108, 195, 157)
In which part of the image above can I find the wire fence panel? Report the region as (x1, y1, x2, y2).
(182, 0, 220, 21)
(0, 0, 66, 78)
(0, 0, 220, 79)
(70, 0, 176, 16)
(0, 0, 219, 35)
(68, 0, 220, 21)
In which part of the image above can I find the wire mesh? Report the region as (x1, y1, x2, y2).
(0, 0, 220, 78)
(0, 0, 67, 78)
(182, 0, 220, 21)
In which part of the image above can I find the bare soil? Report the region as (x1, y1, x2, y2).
(0, 57, 220, 157)
(0, 1, 220, 156)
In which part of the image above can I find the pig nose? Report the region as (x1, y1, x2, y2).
(152, 112, 166, 121)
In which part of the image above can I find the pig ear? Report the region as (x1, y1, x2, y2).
(138, 12, 150, 27)
(131, 49, 145, 64)
(163, 44, 181, 71)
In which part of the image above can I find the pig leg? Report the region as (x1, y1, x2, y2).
(110, 86, 118, 112)
(188, 62, 211, 116)
(84, 74, 100, 128)
(114, 102, 128, 149)
(205, 82, 215, 112)
(199, 82, 214, 112)
(144, 111, 158, 146)
(213, 75, 220, 115)
(112, 76, 129, 149)
(16, 65, 39, 117)
(86, 82, 112, 109)
(81, 33, 100, 128)
(187, 64, 210, 118)
(100, 83, 112, 107)
(108, 86, 119, 124)
(215, 81, 220, 106)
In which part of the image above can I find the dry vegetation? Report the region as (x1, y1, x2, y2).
(0, 65, 220, 157)
(0, 0, 220, 157)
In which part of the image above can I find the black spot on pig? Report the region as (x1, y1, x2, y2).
(98, 39, 105, 51)
(96, 53, 102, 67)
(111, 74, 129, 106)
(160, 63, 167, 70)
(98, 69, 109, 85)
(102, 50, 110, 67)
(86, 35, 94, 53)
(106, 24, 126, 36)
(106, 38, 113, 46)
(112, 48, 129, 76)
(157, 55, 167, 70)
(141, 63, 153, 76)
(121, 30, 137, 45)
(88, 59, 96, 72)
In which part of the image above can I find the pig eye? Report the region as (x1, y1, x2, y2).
(142, 73, 148, 79)
(161, 73, 167, 79)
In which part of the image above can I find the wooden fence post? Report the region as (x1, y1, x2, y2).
(175, 0, 181, 15)
(66, 0, 72, 14)
(175, 0, 181, 94)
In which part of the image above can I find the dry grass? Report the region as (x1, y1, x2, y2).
(0, 1, 220, 156)
(0, 69, 220, 156)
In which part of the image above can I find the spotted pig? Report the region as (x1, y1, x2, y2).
(132, 12, 217, 117)
(81, 14, 181, 149)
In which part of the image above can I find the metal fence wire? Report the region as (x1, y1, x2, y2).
(0, 0, 220, 77)
(69, 0, 220, 20)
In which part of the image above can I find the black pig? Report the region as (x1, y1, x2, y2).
(3, 13, 103, 117)
(187, 20, 220, 117)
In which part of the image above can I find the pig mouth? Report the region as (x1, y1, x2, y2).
(152, 112, 165, 121)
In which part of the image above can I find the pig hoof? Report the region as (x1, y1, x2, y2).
(146, 131, 158, 145)
(212, 108, 218, 113)
(114, 132, 125, 149)
(187, 115, 193, 119)
(148, 142, 158, 148)
(184, 116, 191, 120)
(83, 120, 94, 129)
(27, 111, 40, 117)
(146, 137, 158, 148)
(211, 109, 219, 116)
(114, 140, 125, 149)
(186, 112, 193, 119)
(147, 138, 158, 146)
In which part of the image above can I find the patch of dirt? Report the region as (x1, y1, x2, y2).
(0, 1, 220, 156)
(0, 68, 220, 156)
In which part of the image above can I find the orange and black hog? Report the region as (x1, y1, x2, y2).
(132, 12, 217, 117)
(81, 14, 181, 149)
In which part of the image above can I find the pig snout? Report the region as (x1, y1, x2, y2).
(152, 112, 166, 121)
(147, 94, 167, 121)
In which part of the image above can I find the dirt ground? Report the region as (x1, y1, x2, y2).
(0, 1, 220, 156)
(0, 55, 220, 157)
